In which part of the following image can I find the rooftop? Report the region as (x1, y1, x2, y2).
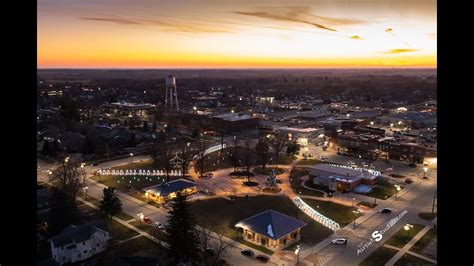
(49, 220, 108, 247)
(144, 178, 196, 197)
(213, 113, 254, 121)
(235, 210, 307, 240)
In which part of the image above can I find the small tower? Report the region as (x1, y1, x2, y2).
(165, 75, 179, 111)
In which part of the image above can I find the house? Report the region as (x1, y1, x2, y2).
(48, 220, 110, 265)
(235, 210, 307, 251)
(143, 179, 197, 203)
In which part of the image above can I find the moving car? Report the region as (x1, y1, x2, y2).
(240, 249, 254, 257)
(379, 208, 392, 213)
(331, 238, 348, 245)
(255, 254, 270, 263)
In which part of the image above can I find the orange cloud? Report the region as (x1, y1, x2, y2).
(384, 49, 420, 54)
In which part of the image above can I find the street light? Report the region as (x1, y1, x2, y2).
(145, 190, 150, 203)
(83, 186, 88, 200)
(394, 185, 401, 199)
(80, 163, 86, 185)
(352, 198, 355, 207)
(352, 210, 359, 228)
(130, 153, 134, 164)
(47, 170, 53, 181)
(64, 156, 70, 163)
(404, 223, 413, 241)
(137, 213, 144, 225)
(423, 167, 428, 179)
(295, 245, 300, 265)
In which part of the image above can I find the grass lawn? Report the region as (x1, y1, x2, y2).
(357, 201, 378, 209)
(189, 195, 334, 249)
(253, 167, 285, 175)
(106, 218, 139, 245)
(359, 246, 398, 266)
(303, 198, 363, 227)
(358, 178, 402, 200)
(90, 160, 179, 193)
(385, 224, 425, 248)
(129, 220, 170, 242)
(394, 254, 436, 266)
(116, 211, 134, 221)
(274, 155, 295, 165)
(418, 212, 437, 221)
(289, 167, 325, 197)
(410, 227, 437, 254)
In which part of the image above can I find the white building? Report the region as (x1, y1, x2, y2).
(48, 220, 110, 265)
(277, 127, 324, 146)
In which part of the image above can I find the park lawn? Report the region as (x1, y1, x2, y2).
(90, 160, 179, 193)
(129, 220, 170, 242)
(189, 195, 334, 248)
(410, 228, 437, 254)
(303, 198, 363, 227)
(359, 246, 398, 266)
(394, 254, 436, 266)
(106, 218, 139, 245)
(253, 167, 285, 175)
(274, 155, 295, 165)
(358, 178, 402, 200)
(418, 212, 437, 221)
(385, 224, 425, 248)
(289, 167, 325, 197)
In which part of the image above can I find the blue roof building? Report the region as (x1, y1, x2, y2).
(143, 178, 197, 202)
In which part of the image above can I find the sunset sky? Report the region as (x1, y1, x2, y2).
(38, 0, 437, 68)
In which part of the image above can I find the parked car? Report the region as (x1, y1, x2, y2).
(153, 222, 166, 230)
(241, 249, 254, 257)
(331, 238, 348, 245)
(143, 218, 153, 225)
(379, 208, 392, 214)
(255, 254, 270, 263)
(405, 178, 413, 184)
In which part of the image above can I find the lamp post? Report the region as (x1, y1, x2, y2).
(64, 156, 70, 164)
(137, 213, 144, 225)
(352, 198, 355, 207)
(295, 245, 300, 265)
(145, 190, 150, 203)
(130, 153, 134, 164)
(352, 210, 359, 228)
(193, 106, 197, 114)
(404, 224, 413, 242)
(83, 186, 88, 200)
(47, 170, 53, 181)
(423, 167, 428, 179)
(394, 185, 401, 200)
(80, 163, 86, 185)
(432, 189, 437, 214)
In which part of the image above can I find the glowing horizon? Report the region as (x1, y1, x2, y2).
(38, 0, 437, 69)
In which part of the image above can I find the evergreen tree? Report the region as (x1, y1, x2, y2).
(99, 187, 122, 218)
(166, 192, 200, 264)
(42, 141, 51, 156)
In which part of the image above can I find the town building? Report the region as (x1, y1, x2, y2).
(102, 102, 156, 116)
(308, 164, 379, 192)
(48, 220, 109, 265)
(277, 127, 324, 147)
(235, 210, 307, 251)
(212, 113, 260, 133)
(143, 179, 197, 203)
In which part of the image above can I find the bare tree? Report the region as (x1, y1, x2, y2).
(52, 158, 82, 201)
(243, 140, 254, 182)
(180, 143, 192, 179)
(159, 143, 174, 182)
(270, 133, 287, 161)
(199, 223, 230, 266)
(229, 136, 241, 172)
(255, 139, 270, 173)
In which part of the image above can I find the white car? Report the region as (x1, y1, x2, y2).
(331, 238, 348, 245)
(153, 222, 166, 230)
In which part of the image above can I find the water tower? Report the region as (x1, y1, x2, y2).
(165, 75, 179, 111)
